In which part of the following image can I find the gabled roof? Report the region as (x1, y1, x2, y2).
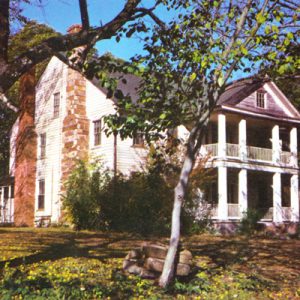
(91, 72, 141, 104)
(218, 77, 300, 121)
(218, 77, 264, 106)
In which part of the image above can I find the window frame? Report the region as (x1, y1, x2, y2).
(256, 90, 266, 109)
(40, 133, 46, 159)
(93, 119, 102, 146)
(38, 179, 45, 211)
(53, 92, 60, 118)
(132, 131, 145, 147)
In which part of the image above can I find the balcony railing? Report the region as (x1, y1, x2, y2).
(201, 143, 218, 157)
(226, 143, 239, 157)
(280, 152, 292, 165)
(206, 205, 293, 221)
(201, 143, 293, 165)
(247, 145, 272, 161)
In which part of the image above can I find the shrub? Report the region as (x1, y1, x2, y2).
(62, 159, 109, 230)
(99, 171, 173, 235)
(62, 159, 173, 235)
(63, 145, 214, 235)
(238, 209, 263, 235)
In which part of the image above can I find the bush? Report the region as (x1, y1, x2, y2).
(62, 159, 109, 230)
(238, 209, 263, 235)
(100, 172, 173, 235)
(63, 149, 214, 235)
(62, 159, 173, 235)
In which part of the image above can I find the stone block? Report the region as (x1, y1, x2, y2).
(142, 244, 168, 259)
(179, 249, 193, 265)
(144, 257, 191, 276)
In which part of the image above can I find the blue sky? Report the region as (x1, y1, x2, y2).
(22, 0, 168, 61)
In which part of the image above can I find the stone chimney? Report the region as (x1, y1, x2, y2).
(60, 60, 89, 191)
(14, 68, 37, 226)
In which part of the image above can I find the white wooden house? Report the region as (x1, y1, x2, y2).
(1, 56, 300, 227)
(199, 78, 300, 225)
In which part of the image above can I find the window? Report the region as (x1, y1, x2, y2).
(133, 132, 144, 147)
(40, 133, 46, 158)
(94, 119, 102, 146)
(53, 92, 60, 118)
(256, 90, 265, 108)
(38, 180, 45, 210)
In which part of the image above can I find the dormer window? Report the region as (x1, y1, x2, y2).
(256, 90, 266, 108)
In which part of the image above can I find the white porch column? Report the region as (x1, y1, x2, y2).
(218, 114, 226, 158)
(273, 172, 282, 222)
(239, 119, 247, 160)
(238, 169, 247, 217)
(290, 127, 298, 167)
(218, 166, 228, 220)
(272, 125, 280, 163)
(290, 174, 299, 222)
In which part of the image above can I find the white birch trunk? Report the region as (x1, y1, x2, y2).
(158, 149, 195, 287)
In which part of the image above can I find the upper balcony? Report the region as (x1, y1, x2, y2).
(200, 143, 295, 167)
(200, 113, 299, 169)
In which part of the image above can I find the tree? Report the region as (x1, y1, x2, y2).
(0, 21, 58, 180)
(103, 0, 299, 287)
(0, 0, 166, 109)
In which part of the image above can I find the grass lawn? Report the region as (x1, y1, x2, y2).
(0, 228, 299, 299)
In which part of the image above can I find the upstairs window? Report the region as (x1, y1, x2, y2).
(94, 119, 102, 146)
(38, 179, 45, 210)
(133, 132, 144, 147)
(53, 92, 60, 118)
(40, 133, 46, 158)
(256, 90, 266, 108)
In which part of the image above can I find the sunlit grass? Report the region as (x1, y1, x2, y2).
(0, 228, 299, 299)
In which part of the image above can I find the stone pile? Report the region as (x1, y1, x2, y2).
(123, 243, 193, 279)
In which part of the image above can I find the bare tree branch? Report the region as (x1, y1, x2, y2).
(79, 0, 90, 30)
(0, 0, 142, 96)
(135, 7, 166, 29)
(0, 93, 18, 112)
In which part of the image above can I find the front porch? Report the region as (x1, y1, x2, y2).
(205, 168, 299, 223)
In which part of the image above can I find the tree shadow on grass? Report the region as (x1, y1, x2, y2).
(0, 230, 149, 271)
(185, 235, 300, 286)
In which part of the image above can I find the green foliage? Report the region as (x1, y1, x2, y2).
(103, 0, 299, 142)
(238, 209, 264, 235)
(1, 228, 300, 299)
(100, 172, 173, 235)
(62, 152, 216, 235)
(62, 158, 174, 235)
(62, 159, 108, 230)
(0, 21, 58, 182)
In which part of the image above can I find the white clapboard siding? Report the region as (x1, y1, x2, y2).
(35, 57, 67, 222)
(236, 84, 289, 117)
(86, 80, 147, 174)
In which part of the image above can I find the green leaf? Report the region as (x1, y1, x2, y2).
(190, 72, 197, 81)
(205, 23, 211, 29)
(265, 25, 271, 35)
(284, 38, 290, 46)
(287, 32, 294, 40)
(159, 113, 167, 120)
(217, 74, 224, 87)
(278, 64, 289, 75)
(241, 46, 248, 55)
(256, 13, 266, 24)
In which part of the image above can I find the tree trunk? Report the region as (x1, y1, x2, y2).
(158, 149, 195, 288)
